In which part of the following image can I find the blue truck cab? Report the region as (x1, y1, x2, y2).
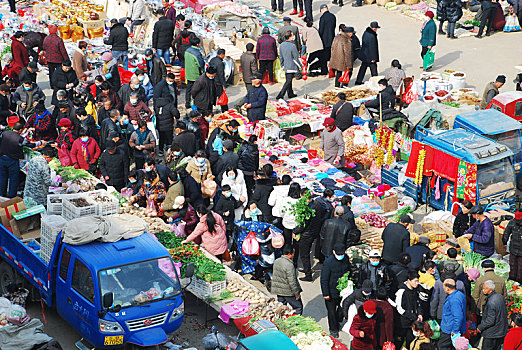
(415, 128, 516, 210)
(0, 225, 184, 349)
(453, 109, 522, 188)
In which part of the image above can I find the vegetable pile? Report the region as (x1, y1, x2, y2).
(291, 331, 334, 350)
(391, 206, 413, 223)
(273, 315, 323, 336)
(227, 279, 265, 304)
(462, 251, 484, 270)
(361, 212, 388, 228)
(246, 298, 294, 319)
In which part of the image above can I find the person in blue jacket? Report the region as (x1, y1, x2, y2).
(462, 205, 495, 257)
(419, 11, 436, 62)
(243, 72, 268, 122)
(439, 278, 466, 350)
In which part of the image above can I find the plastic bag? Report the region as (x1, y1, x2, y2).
(422, 49, 435, 70)
(170, 222, 186, 237)
(403, 83, 419, 104)
(58, 146, 73, 167)
(146, 198, 158, 216)
(339, 69, 350, 84)
(121, 187, 133, 199)
(270, 230, 285, 248)
(427, 319, 441, 340)
(504, 14, 521, 32)
(202, 179, 217, 197)
(217, 91, 228, 106)
(242, 231, 260, 255)
(383, 342, 395, 350)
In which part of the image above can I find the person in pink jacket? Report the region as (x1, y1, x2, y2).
(181, 205, 227, 259)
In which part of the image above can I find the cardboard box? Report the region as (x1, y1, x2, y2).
(0, 197, 26, 228)
(373, 193, 398, 213)
(10, 205, 46, 240)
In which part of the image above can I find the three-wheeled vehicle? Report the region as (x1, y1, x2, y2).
(487, 91, 522, 121)
(236, 329, 299, 350)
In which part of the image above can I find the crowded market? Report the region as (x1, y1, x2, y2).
(0, 0, 521, 348)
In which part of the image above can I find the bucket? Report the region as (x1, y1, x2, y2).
(7, 115, 19, 128)
(449, 72, 466, 90)
(307, 149, 318, 159)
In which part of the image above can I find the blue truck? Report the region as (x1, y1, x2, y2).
(0, 225, 187, 349)
(414, 128, 516, 210)
(453, 109, 522, 189)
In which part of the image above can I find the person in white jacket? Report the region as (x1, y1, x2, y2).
(268, 175, 292, 220)
(280, 183, 302, 246)
(221, 167, 248, 221)
(127, 0, 146, 33)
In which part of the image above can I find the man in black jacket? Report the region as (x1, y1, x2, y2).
(502, 211, 522, 283)
(382, 214, 413, 265)
(320, 206, 353, 258)
(214, 139, 239, 183)
(153, 73, 178, 106)
(355, 22, 380, 85)
(389, 253, 412, 294)
(99, 140, 129, 191)
(238, 135, 260, 196)
(330, 92, 353, 132)
(100, 109, 121, 151)
(340, 195, 357, 229)
(18, 61, 37, 84)
(145, 48, 167, 86)
(51, 60, 78, 105)
(209, 49, 228, 112)
(172, 121, 196, 157)
(118, 77, 147, 107)
(394, 271, 421, 349)
(342, 279, 374, 318)
(346, 27, 361, 62)
(358, 249, 393, 296)
(144, 158, 173, 190)
(364, 79, 395, 116)
(318, 5, 336, 75)
(152, 9, 174, 65)
(405, 236, 431, 270)
(0, 84, 14, 125)
(104, 19, 129, 70)
(192, 66, 217, 117)
(476, 280, 508, 348)
(155, 98, 179, 156)
(321, 243, 351, 338)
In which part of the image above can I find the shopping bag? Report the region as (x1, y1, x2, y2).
(270, 229, 285, 248)
(422, 49, 435, 70)
(201, 179, 217, 197)
(383, 342, 395, 350)
(242, 231, 260, 255)
(504, 14, 521, 32)
(217, 91, 228, 105)
(329, 67, 335, 78)
(146, 198, 158, 216)
(170, 222, 186, 237)
(339, 69, 350, 84)
(58, 146, 73, 167)
(403, 83, 419, 104)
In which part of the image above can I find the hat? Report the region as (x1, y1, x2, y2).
(345, 26, 355, 33)
(57, 118, 72, 127)
(251, 72, 263, 81)
(323, 117, 335, 127)
(58, 101, 70, 109)
(400, 214, 415, 224)
(172, 196, 185, 210)
(48, 24, 58, 34)
(320, 4, 328, 9)
(496, 75, 506, 84)
(206, 65, 217, 74)
(481, 259, 495, 269)
(466, 268, 480, 281)
(424, 10, 434, 18)
(62, 59, 72, 67)
(370, 21, 380, 29)
(363, 300, 376, 314)
(109, 131, 120, 138)
(516, 211, 522, 220)
(144, 48, 154, 56)
(419, 236, 430, 245)
(35, 101, 46, 113)
(283, 16, 292, 22)
(342, 26, 351, 33)
(246, 43, 255, 51)
(110, 18, 118, 24)
(369, 249, 381, 258)
(106, 140, 117, 150)
(14, 31, 24, 39)
(28, 61, 38, 71)
(514, 73, 522, 84)
(362, 280, 373, 293)
(333, 243, 345, 255)
(469, 205, 484, 215)
(101, 52, 113, 62)
(222, 139, 234, 151)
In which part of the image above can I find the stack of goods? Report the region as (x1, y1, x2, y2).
(120, 206, 171, 231)
(274, 316, 334, 350)
(48, 158, 100, 192)
(321, 86, 377, 105)
(266, 99, 331, 130)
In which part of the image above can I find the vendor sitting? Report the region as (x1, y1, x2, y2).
(364, 79, 395, 116)
(163, 196, 198, 235)
(461, 205, 495, 258)
(125, 169, 143, 195)
(130, 170, 166, 214)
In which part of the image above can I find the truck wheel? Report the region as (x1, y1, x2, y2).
(0, 263, 14, 295)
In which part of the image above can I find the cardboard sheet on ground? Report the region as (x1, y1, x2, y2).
(62, 214, 148, 245)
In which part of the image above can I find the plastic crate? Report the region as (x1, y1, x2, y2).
(191, 278, 226, 296)
(47, 194, 64, 215)
(85, 190, 120, 216)
(62, 195, 98, 220)
(40, 240, 55, 262)
(41, 251, 52, 264)
(40, 214, 67, 257)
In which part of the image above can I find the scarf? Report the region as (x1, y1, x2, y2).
(136, 128, 150, 146)
(102, 59, 117, 74)
(195, 158, 207, 177)
(80, 138, 91, 162)
(34, 110, 49, 127)
(421, 19, 429, 32)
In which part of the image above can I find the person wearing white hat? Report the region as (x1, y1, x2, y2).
(358, 249, 393, 297)
(163, 196, 198, 234)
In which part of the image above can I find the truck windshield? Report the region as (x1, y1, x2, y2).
(99, 257, 180, 309)
(477, 158, 515, 198)
(490, 130, 522, 163)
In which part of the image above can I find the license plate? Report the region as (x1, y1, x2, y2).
(104, 336, 124, 345)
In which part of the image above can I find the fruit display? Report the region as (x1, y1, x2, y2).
(361, 212, 388, 228)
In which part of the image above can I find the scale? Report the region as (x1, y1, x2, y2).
(249, 319, 277, 334)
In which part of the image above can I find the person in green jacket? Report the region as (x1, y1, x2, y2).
(419, 11, 436, 66)
(184, 36, 205, 109)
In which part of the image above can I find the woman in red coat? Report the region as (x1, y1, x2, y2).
(350, 300, 378, 350)
(11, 32, 29, 68)
(503, 313, 522, 350)
(71, 128, 101, 174)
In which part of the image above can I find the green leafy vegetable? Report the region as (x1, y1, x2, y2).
(283, 191, 316, 226)
(441, 101, 460, 108)
(337, 271, 353, 292)
(463, 251, 484, 270)
(210, 290, 234, 302)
